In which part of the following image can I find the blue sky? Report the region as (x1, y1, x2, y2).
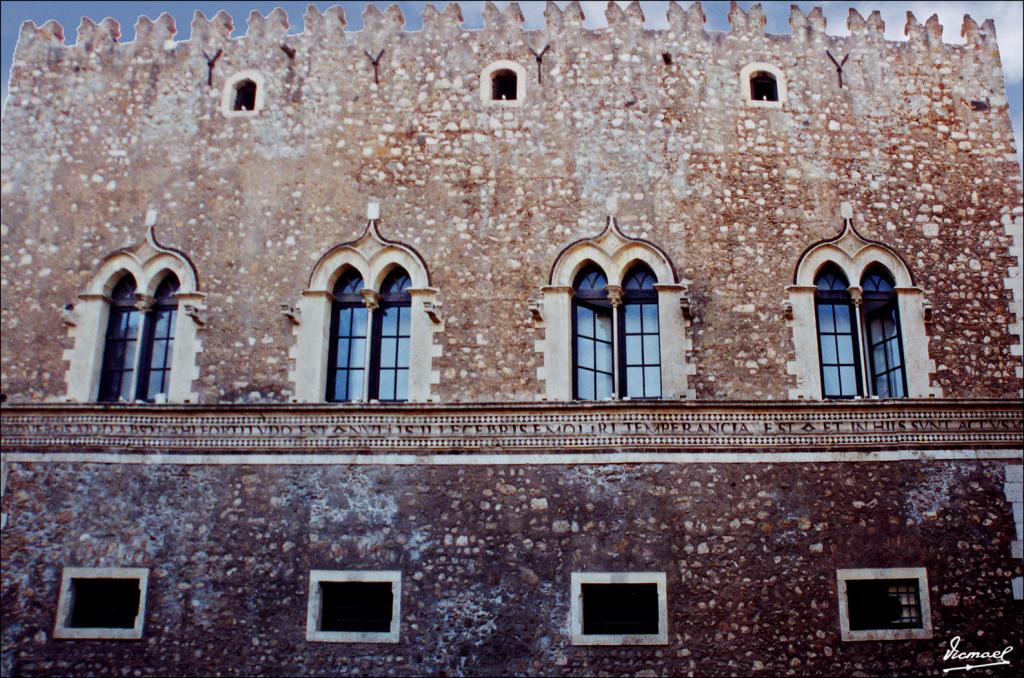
(2, 0, 1022, 165)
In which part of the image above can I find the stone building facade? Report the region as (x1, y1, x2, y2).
(1, 1, 1022, 675)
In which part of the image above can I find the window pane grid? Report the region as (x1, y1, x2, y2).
(143, 307, 176, 400)
(816, 302, 860, 398)
(99, 307, 141, 402)
(575, 304, 613, 400)
(623, 302, 661, 398)
(328, 304, 368, 402)
(866, 305, 906, 399)
(376, 305, 410, 402)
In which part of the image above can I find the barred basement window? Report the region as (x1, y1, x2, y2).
(837, 568, 932, 641)
(327, 269, 368, 402)
(370, 268, 412, 402)
(570, 572, 668, 646)
(53, 567, 149, 640)
(306, 570, 401, 643)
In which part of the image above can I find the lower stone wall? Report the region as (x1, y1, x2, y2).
(1, 459, 1021, 676)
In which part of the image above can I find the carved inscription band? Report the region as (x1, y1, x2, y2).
(1, 401, 1021, 454)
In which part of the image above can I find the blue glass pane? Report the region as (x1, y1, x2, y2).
(338, 307, 352, 336)
(333, 371, 348, 401)
(644, 366, 661, 397)
(594, 312, 612, 341)
(397, 338, 410, 368)
(149, 340, 167, 370)
(624, 305, 641, 333)
(163, 338, 174, 369)
(379, 369, 396, 400)
(348, 369, 364, 400)
(626, 367, 643, 397)
(125, 310, 141, 334)
(642, 304, 659, 332)
(822, 367, 840, 396)
(155, 309, 172, 335)
(335, 339, 350, 369)
(352, 307, 368, 336)
(625, 335, 642, 365)
(817, 305, 834, 333)
(398, 307, 411, 336)
(886, 338, 901, 369)
(577, 337, 594, 369)
(840, 367, 858, 396)
(395, 369, 408, 401)
(576, 306, 593, 338)
(819, 336, 837, 365)
(874, 373, 890, 398)
(122, 341, 137, 372)
(890, 370, 905, 397)
(119, 371, 135, 400)
(382, 307, 399, 334)
(834, 305, 852, 333)
(596, 373, 614, 400)
(872, 344, 887, 374)
(349, 338, 366, 368)
(836, 335, 855, 364)
(869, 317, 883, 343)
(883, 315, 897, 340)
(578, 371, 594, 400)
(381, 338, 397, 368)
(596, 342, 613, 373)
(643, 335, 660, 365)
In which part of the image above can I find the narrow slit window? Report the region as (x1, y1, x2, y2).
(573, 265, 613, 400)
(750, 71, 778, 102)
(233, 79, 258, 111)
(814, 266, 861, 398)
(491, 69, 518, 101)
(862, 268, 906, 398)
(98, 276, 141, 402)
(370, 268, 412, 402)
(327, 270, 368, 402)
(620, 264, 661, 399)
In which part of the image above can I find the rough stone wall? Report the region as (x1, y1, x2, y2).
(1, 2, 1021, 404)
(1, 459, 1021, 676)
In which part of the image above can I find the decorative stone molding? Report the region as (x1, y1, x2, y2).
(221, 70, 265, 117)
(787, 214, 940, 400)
(288, 210, 441, 403)
(739, 62, 787, 108)
(63, 213, 204, 404)
(480, 60, 527, 107)
(2, 400, 1019, 454)
(537, 216, 694, 400)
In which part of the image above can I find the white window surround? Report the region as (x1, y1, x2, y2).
(221, 70, 265, 118)
(535, 216, 694, 400)
(306, 570, 402, 643)
(836, 567, 933, 641)
(63, 214, 205, 404)
(570, 572, 668, 646)
(786, 215, 940, 400)
(54, 567, 150, 640)
(739, 62, 787, 108)
(480, 60, 527, 108)
(288, 217, 442, 403)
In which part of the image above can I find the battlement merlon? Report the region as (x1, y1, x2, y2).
(8, 1, 1004, 66)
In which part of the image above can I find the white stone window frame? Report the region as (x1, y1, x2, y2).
(787, 216, 940, 400)
(53, 567, 150, 640)
(740, 62, 787, 108)
(536, 217, 694, 401)
(836, 567, 933, 642)
(480, 60, 527, 108)
(289, 218, 442, 403)
(570, 572, 668, 646)
(306, 569, 402, 643)
(221, 70, 266, 118)
(63, 215, 205, 404)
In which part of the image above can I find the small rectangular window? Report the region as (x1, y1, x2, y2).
(54, 567, 149, 640)
(306, 570, 401, 643)
(570, 572, 667, 645)
(837, 568, 932, 641)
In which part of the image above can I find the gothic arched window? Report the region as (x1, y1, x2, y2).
(573, 265, 613, 401)
(815, 266, 861, 398)
(621, 264, 661, 398)
(98, 275, 142, 402)
(862, 267, 906, 398)
(326, 270, 368, 402)
(371, 268, 412, 402)
(137, 274, 180, 402)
